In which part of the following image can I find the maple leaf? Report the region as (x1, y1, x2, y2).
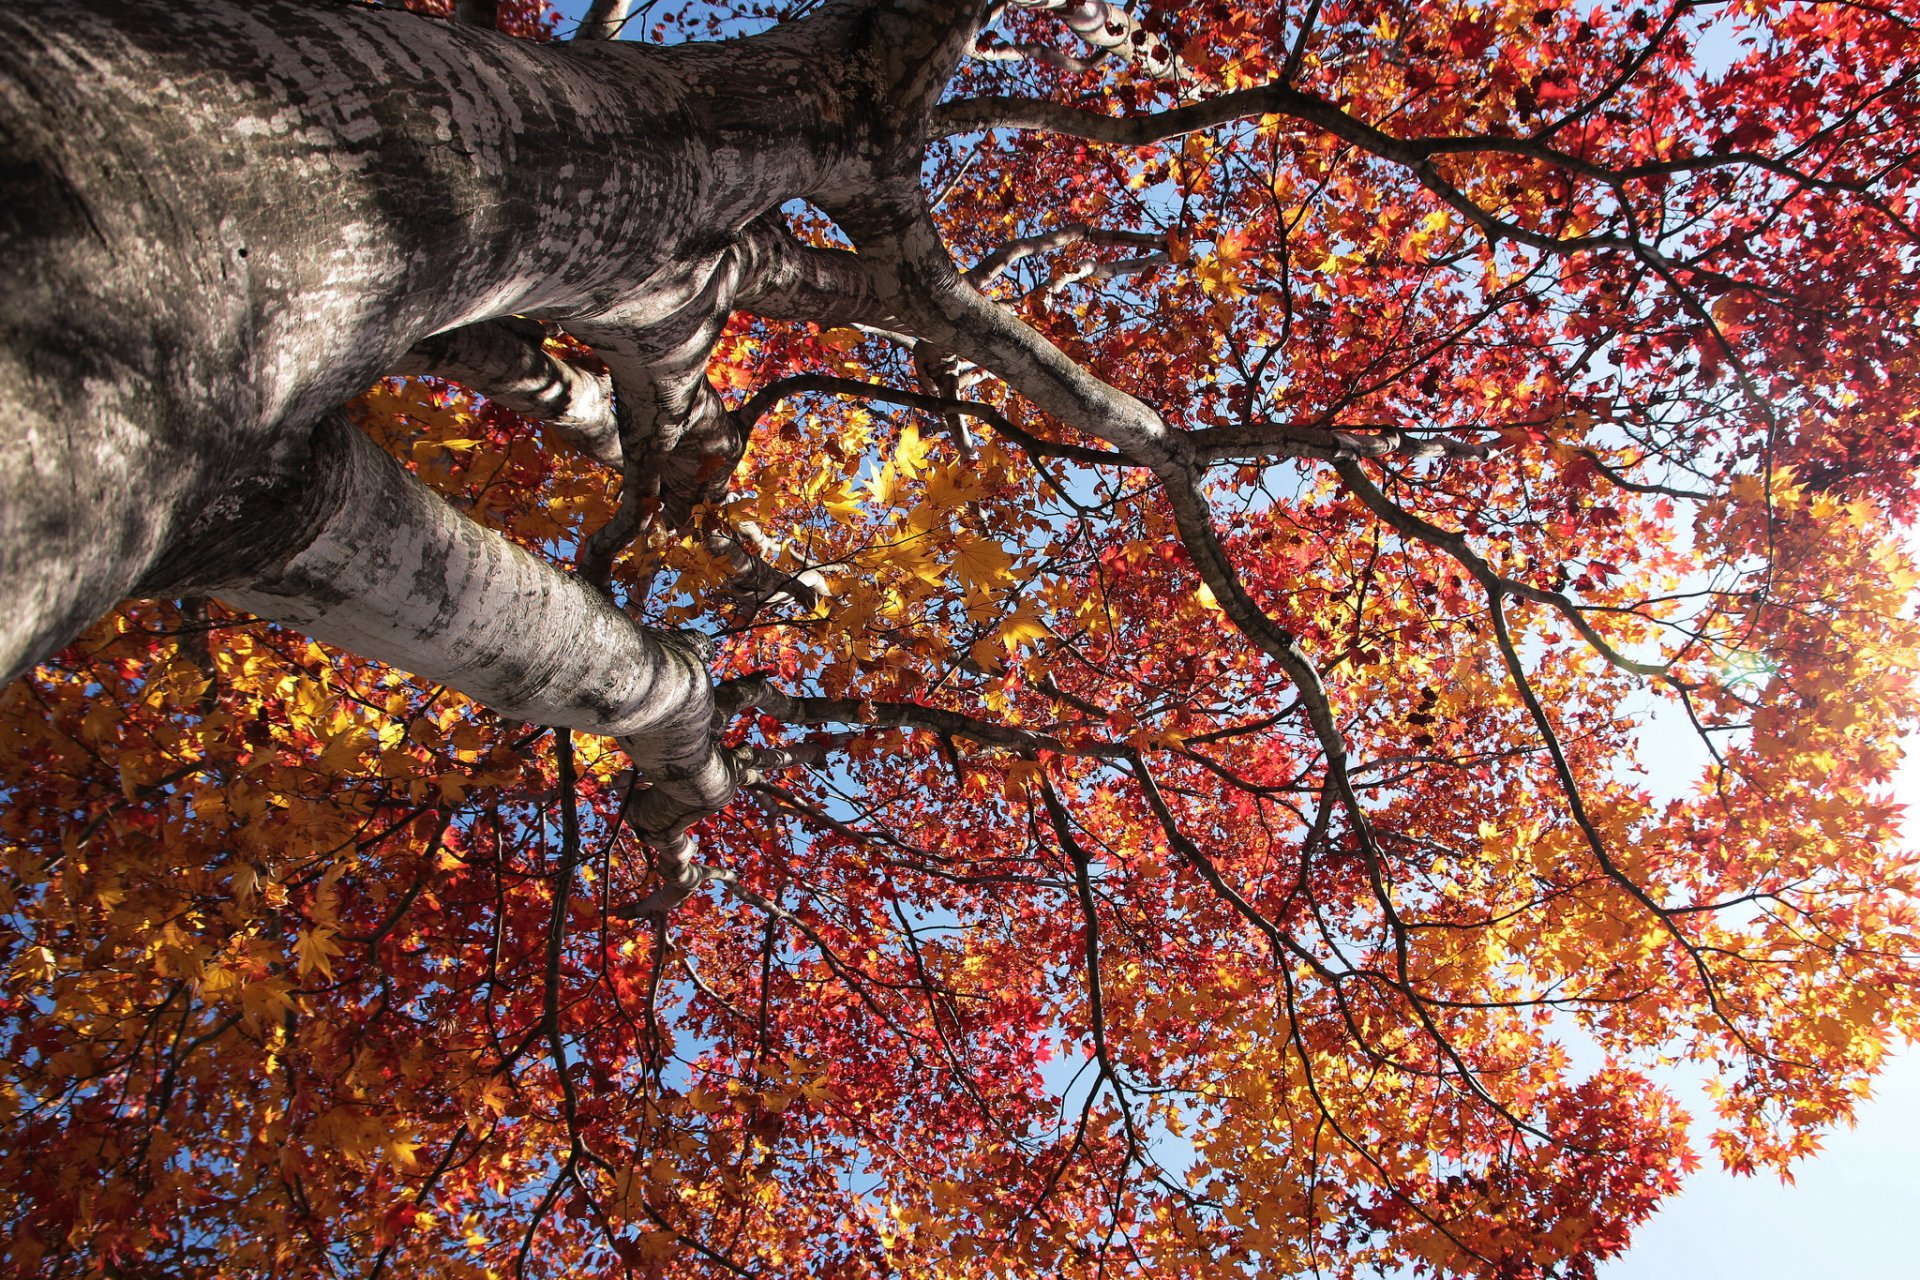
(995, 600, 1051, 652)
(238, 978, 296, 1026)
(893, 422, 936, 476)
(948, 533, 1017, 593)
(294, 927, 344, 981)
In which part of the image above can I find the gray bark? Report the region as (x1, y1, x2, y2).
(0, 0, 772, 645)
(394, 318, 620, 464)
(0, 0, 987, 853)
(575, 0, 636, 42)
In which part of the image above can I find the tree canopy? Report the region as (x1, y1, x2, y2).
(3, 0, 1919, 1276)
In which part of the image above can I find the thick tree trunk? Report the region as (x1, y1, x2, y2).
(0, 0, 985, 856)
(0, 0, 828, 668)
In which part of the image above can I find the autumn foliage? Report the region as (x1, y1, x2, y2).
(5, 1, 1920, 1277)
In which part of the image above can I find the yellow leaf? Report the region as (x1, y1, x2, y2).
(921, 461, 982, 513)
(1813, 1013, 1854, 1052)
(477, 1075, 513, 1117)
(314, 726, 366, 773)
(409, 438, 482, 463)
(995, 602, 1051, 652)
(15, 945, 56, 986)
(295, 927, 345, 981)
(875, 536, 944, 587)
(817, 476, 865, 523)
(894, 423, 936, 476)
(949, 534, 1016, 593)
(1195, 257, 1247, 299)
(865, 462, 904, 509)
(1003, 757, 1046, 800)
(240, 978, 297, 1024)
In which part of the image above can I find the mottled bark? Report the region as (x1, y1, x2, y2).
(0, 0, 989, 852)
(0, 0, 985, 659)
(575, 0, 636, 42)
(1, 0, 771, 661)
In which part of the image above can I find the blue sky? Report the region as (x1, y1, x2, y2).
(1604, 1048, 1920, 1277)
(1596, 735, 1920, 1277)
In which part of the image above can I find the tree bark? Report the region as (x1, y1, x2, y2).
(0, 0, 993, 851)
(393, 318, 621, 465)
(0, 1, 744, 665)
(0, 0, 1501, 903)
(0, 0, 965, 643)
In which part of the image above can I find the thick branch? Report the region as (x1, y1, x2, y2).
(573, 0, 632, 41)
(1003, 0, 1186, 83)
(875, 221, 1182, 469)
(734, 219, 906, 329)
(392, 318, 620, 466)
(967, 224, 1166, 287)
(704, 525, 832, 615)
(210, 414, 738, 857)
(1028, 252, 1169, 297)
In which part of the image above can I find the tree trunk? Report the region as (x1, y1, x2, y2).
(0, 0, 967, 855)
(0, 0, 987, 848)
(0, 0, 817, 663)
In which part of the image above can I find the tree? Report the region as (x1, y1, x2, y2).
(2, 0, 1918, 1273)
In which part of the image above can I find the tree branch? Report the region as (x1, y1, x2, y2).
(967, 224, 1165, 288)
(391, 318, 619, 466)
(1189, 421, 1489, 466)
(1331, 457, 1669, 679)
(738, 372, 1123, 466)
(1003, 0, 1187, 84)
(209, 414, 739, 863)
(573, 0, 632, 41)
(716, 673, 1129, 759)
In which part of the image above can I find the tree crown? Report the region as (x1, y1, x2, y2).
(4, 1, 1919, 1276)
